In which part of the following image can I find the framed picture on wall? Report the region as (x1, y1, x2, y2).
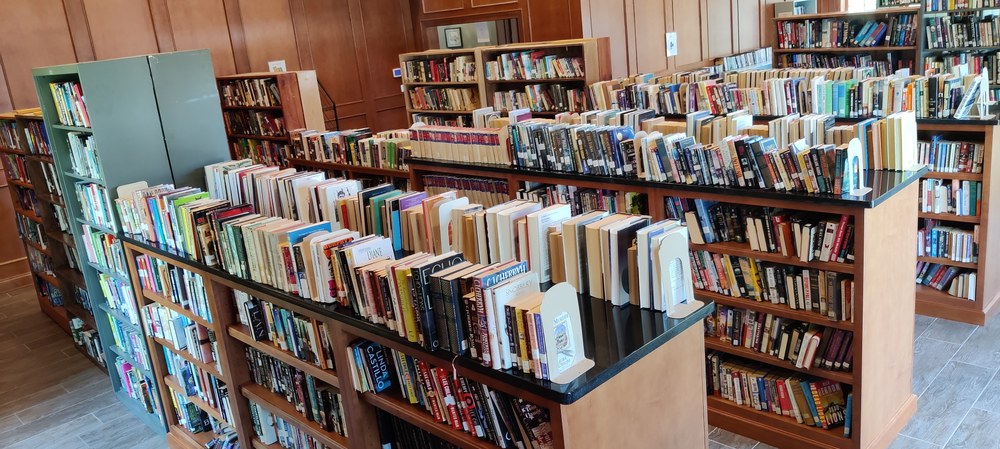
(444, 28, 463, 49)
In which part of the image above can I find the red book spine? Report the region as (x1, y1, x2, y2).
(435, 369, 463, 430)
(828, 215, 851, 262)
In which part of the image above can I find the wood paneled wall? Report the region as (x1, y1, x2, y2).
(0, 0, 416, 132)
(583, 0, 770, 77)
(0, 169, 29, 292)
(409, 0, 584, 49)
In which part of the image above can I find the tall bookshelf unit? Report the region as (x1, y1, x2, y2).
(400, 48, 486, 127)
(773, 6, 923, 74)
(217, 71, 324, 167)
(121, 234, 713, 449)
(914, 121, 1000, 324)
(32, 50, 231, 432)
(0, 110, 70, 333)
(406, 158, 922, 449)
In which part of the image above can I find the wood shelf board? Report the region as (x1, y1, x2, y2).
(916, 256, 978, 269)
(63, 301, 97, 329)
(9, 179, 33, 189)
(47, 231, 75, 247)
(241, 384, 348, 449)
(164, 375, 229, 425)
(34, 270, 60, 286)
(228, 324, 339, 386)
(699, 290, 854, 331)
(918, 212, 981, 223)
(154, 337, 226, 382)
(704, 339, 854, 384)
(54, 267, 85, 287)
(168, 425, 218, 449)
(143, 289, 213, 328)
(690, 241, 855, 274)
(923, 171, 984, 181)
(362, 393, 500, 449)
(14, 208, 43, 224)
(774, 46, 917, 53)
(707, 396, 851, 449)
(0, 147, 25, 155)
(251, 439, 282, 449)
(25, 240, 52, 256)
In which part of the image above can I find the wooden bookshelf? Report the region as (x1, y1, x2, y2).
(217, 71, 323, 167)
(406, 157, 922, 449)
(0, 109, 70, 334)
(912, 122, 1000, 324)
(399, 47, 485, 127)
(122, 233, 713, 449)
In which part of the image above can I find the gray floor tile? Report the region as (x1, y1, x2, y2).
(916, 315, 937, 340)
(77, 413, 163, 448)
(710, 428, 758, 449)
(710, 442, 734, 449)
(912, 336, 962, 396)
(901, 361, 994, 445)
(973, 369, 1000, 411)
(952, 321, 1000, 369)
(946, 408, 1000, 449)
(753, 443, 779, 449)
(889, 435, 942, 449)
(4, 413, 98, 449)
(921, 320, 979, 345)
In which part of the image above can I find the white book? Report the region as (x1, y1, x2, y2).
(561, 211, 608, 292)
(496, 202, 542, 263)
(485, 200, 526, 264)
(525, 204, 572, 283)
(488, 272, 540, 370)
(636, 220, 682, 309)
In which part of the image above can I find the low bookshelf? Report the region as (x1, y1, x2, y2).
(122, 233, 713, 449)
(407, 157, 923, 449)
(217, 71, 324, 167)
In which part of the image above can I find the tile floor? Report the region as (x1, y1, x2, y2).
(708, 314, 1000, 449)
(0, 286, 165, 449)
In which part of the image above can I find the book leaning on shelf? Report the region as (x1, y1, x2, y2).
(349, 340, 554, 449)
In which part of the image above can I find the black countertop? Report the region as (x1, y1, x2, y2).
(408, 158, 928, 209)
(121, 234, 714, 405)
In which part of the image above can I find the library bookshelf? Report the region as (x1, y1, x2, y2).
(399, 38, 612, 127)
(772, 6, 923, 72)
(406, 158, 923, 449)
(217, 71, 324, 167)
(0, 109, 71, 334)
(122, 233, 713, 449)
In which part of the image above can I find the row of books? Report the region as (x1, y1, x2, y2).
(775, 15, 918, 49)
(14, 188, 39, 216)
(492, 84, 590, 114)
(164, 346, 234, 424)
(691, 250, 855, 322)
(25, 247, 53, 278)
(40, 161, 63, 197)
(484, 51, 584, 81)
(707, 306, 855, 372)
(924, 14, 1000, 49)
(519, 183, 645, 216)
(249, 400, 335, 449)
(408, 125, 508, 165)
(925, 0, 1000, 9)
(66, 131, 101, 179)
(114, 358, 160, 415)
(411, 113, 473, 128)
(291, 128, 411, 171)
(173, 392, 230, 439)
(668, 199, 855, 263)
(223, 110, 287, 137)
(918, 137, 985, 173)
(916, 261, 977, 299)
(422, 175, 509, 208)
(231, 137, 290, 167)
(100, 273, 140, 326)
(720, 48, 773, 72)
(706, 352, 851, 433)
(377, 411, 459, 449)
(142, 301, 219, 371)
(134, 255, 214, 323)
(0, 120, 17, 150)
(920, 178, 982, 215)
(219, 77, 282, 108)
(14, 214, 45, 249)
(48, 81, 92, 127)
(234, 291, 337, 371)
(403, 55, 478, 84)
(23, 120, 51, 155)
(778, 53, 913, 78)
(2, 154, 28, 182)
(925, 53, 1000, 84)
(107, 313, 153, 373)
(408, 87, 480, 112)
(69, 317, 105, 366)
(81, 224, 127, 275)
(918, 221, 979, 263)
(245, 347, 347, 436)
(349, 341, 553, 449)
(76, 182, 117, 232)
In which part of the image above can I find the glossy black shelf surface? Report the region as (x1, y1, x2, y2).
(409, 158, 927, 208)
(121, 235, 713, 404)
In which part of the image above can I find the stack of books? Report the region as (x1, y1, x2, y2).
(918, 220, 978, 263)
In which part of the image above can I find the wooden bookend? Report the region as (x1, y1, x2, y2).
(540, 282, 594, 385)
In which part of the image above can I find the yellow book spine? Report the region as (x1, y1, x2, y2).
(395, 269, 420, 343)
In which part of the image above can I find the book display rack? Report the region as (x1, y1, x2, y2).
(122, 233, 714, 449)
(399, 38, 612, 127)
(217, 71, 324, 167)
(32, 50, 231, 432)
(406, 157, 922, 449)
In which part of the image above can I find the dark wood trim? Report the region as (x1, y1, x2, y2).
(223, 0, 251, 73)
(146, 0, 176, 52)
(62, 0, 96, 62)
